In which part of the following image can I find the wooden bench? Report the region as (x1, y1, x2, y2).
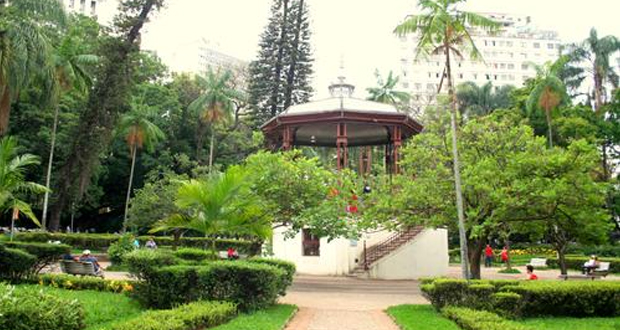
(529, 258, 547, 268)
(60, 260, 104, 278)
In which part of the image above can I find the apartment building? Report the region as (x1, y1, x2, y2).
(398, 13, 561, 113)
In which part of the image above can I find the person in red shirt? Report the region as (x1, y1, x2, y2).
(484, 244, 494, 267)
(500, 247, 509, 265)
(526, 265, 538, 280)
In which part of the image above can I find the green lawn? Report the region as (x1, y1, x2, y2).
(386, 305, 460, 330)
(211, 304, 297, 330)
(15, 285, 144, 330)
(519, 317, 620, 330)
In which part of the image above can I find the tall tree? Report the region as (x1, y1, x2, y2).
(48, 0, 164, 231)
(394, 0, 499, 279)
(0, 137, 46, 239)
(189, 69, 243, 171)
(118, 99, 165, 230)
(0, 0, 67, 134)
(248, 0, 313, 126)
(41, 18, 99, 229)
(366, 70, 411, 107)
(526, 60, 569, 148)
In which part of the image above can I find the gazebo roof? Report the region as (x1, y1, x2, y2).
(261, 96, 424, 147)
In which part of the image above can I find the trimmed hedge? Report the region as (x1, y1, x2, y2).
(123, 249, 179, 280)
(0, 245, 37, 281)
(500, 281, 620, 317)
(38, 273, 136, 294)
(248, 258, 296, 295)
(174, 247, 216, 262)
(547, 256, 620, 273)
(133, 262, 286, 311)
(108, 234, 136, 265)
(420, 279, 519, 311)
(3, 241, 71, 273)
(110, 301, 236, 330)
(442, 307, 533, 330)
(0, 283, 85, 330)
(13, 232, 259, 253)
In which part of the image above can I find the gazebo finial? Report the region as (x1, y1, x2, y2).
(329, 57, 355, 103)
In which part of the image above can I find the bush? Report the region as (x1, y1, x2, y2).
(500, 281, 620, 317)
(2, 241, 70, 274)
(38, 274, 136, 294)
(442, 307, 533, 330)
(547, 256, 620, 273)
(133, 262, 286, 311)
(491, 292, 523, 318)
(0, 245, 37, 281)
(420, 279, 472, 309)
(0, 283, 85, 330)
(566, 245, 620, 258)
(110, 301, 236, 330)
(13, 232, 260, 254)
(108, 234, 136, 265)
(123, 249, 179, 280)
(174, 248, 215, 262)
(248, 258, 296, 295)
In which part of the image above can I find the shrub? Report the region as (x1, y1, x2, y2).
(0, 245, 37, 281)
(174, 248, 215, 262)
(108, 234, 136, 265)
(420, 279, 471, 309)
(0, 283, 85, 330)
(547, 256, 620, 273)
(566, 245, 620, 258)
(123, 249, 179, 280)
(491, 292, 523, 318)
(38, 274, 136, 294)
(2, 241, 70, 274)
(248, 258, 296, 294)
(442, 307, 533, 330)
(500, 281, 620, 317)
(110, 301, 236, 330)
(133, 262, 286, 311)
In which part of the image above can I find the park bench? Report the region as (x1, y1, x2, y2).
(529, 258, 547, 268)
(60, 260, 104, 278)
(559, 262, 611, 281)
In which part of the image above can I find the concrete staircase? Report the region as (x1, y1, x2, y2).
(351, 226, 424, 276)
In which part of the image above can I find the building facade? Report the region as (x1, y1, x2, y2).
(64, 0, 99, 16)
(398, 13, 562, 113)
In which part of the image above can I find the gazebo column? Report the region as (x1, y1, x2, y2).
(392, 126, 402, 174)
(336, 123, 348, 170)
(281, 126, 293, 151)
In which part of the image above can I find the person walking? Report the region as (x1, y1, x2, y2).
(484, 244, 494, 267)
(500, 247, 509, 265)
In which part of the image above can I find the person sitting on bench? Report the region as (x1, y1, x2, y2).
(79, 250, 102, 274)
(582, 255, 600, 274)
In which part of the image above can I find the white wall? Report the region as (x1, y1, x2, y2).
(367, 228, 449, 280)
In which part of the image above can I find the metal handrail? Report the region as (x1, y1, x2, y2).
(362, 226, 422, 270)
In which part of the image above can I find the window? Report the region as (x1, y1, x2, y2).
(520, 53, 528, 59)
(485, 74, 490, 80)
(436, 73, 440, 78)
(506, 41, 513, 47)
(521, 42, 527, 48)
(90, 0, 96, 15)
(302, 229, 320, 256)
(427, 83, 435, 91)
(473, 74, 478, 80)
(428, 72, 432, 78)
(458, 73, 463, 79)
(521, 63, 528, 70)
(533, 42, 540, 48)
(500, 63, 506, 69)
(494, 75, 498, 80)
(402, 82, 409, 88)
(508, 63, 515, 70)
(492, 41, 496, 46)
(414, 83, 422, 90)
(547, 43, 554, 49)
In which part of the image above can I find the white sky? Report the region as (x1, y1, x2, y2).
(99, 0, 620, 99)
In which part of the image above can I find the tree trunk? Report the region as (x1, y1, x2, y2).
(505, 239, 512, 270)
(123, 144, 138, 232)
(593, 66, 603, 116)
(41, 105, 60, 230)
(283, 0, 304, 110)
(445, 39, 470, 280)
(545, 106, 553, 148)
(270, 0, 290, 117)
(208, 128, 215, 174)
(195, 120, 206, 163)
(467, 237, 485, 279)
(0, 86, 11, 136)
(557, 244, 568, 275)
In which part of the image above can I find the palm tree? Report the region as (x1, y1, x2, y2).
(366, 70, 411, 106)
(0, 0, 67, 134)
(0, 137, 47, 240)
(150, 167, 271, 253)
(40, 33, 98, 230)
(118, 99, 165, 230)
(189, 69, 244, 172)
(394, 0, 499, 279)
(568, 28, 620, 114)
(526, 60, 569, 148)
(456, 81, 514, 119)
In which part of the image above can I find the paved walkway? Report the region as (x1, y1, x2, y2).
(280, 275, 424, 330)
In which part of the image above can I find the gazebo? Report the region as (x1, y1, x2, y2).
(261, 74, 423, 173)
